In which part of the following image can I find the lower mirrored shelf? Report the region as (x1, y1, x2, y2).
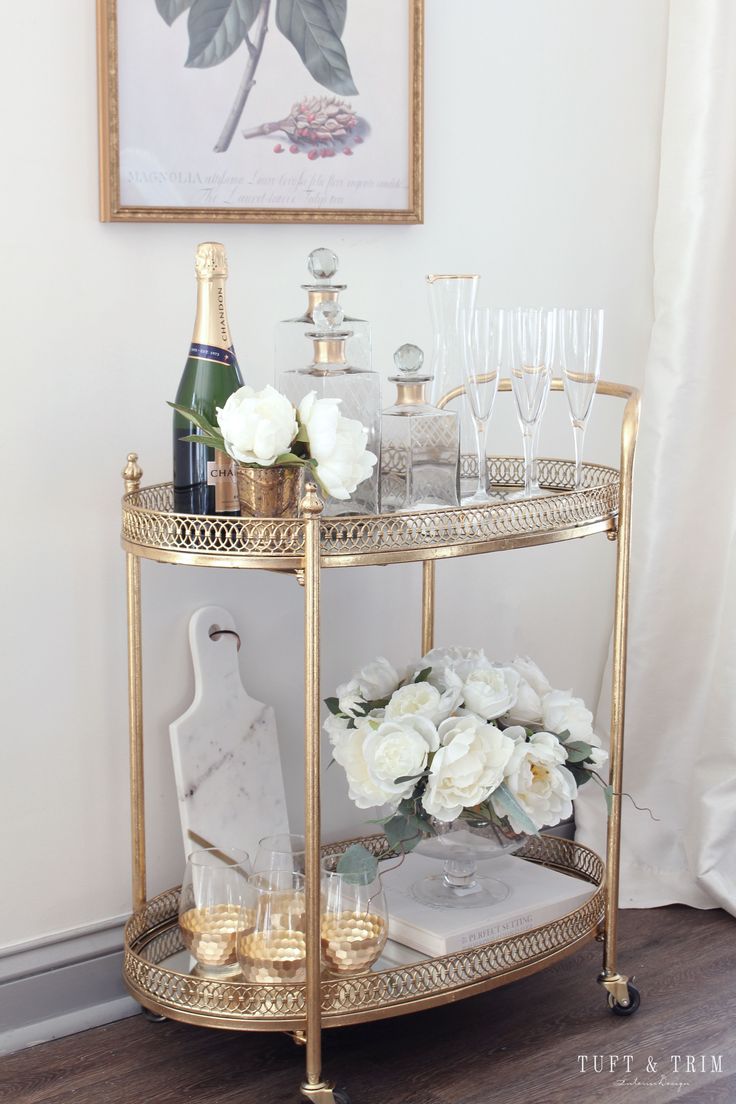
(123, 834, 605, 1031)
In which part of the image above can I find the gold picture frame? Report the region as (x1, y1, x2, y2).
(97, 0, 423, 224)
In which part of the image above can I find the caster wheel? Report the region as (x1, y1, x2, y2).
(141, 1006, 167, 1023)
(333, 1092, 351, 1104)
(607, 982, 641, 1016)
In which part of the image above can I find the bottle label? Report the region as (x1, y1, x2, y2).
(189, 342, 238, 367)
(208, 449, 239, 513)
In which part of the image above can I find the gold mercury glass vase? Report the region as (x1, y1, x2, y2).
(235, 464, 304, 518)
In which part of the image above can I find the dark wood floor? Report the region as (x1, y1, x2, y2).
(1, 906, 734, 1104)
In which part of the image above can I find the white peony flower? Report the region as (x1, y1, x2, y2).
(354, 657, 400, 701)
(510, 656, 552, 697)
(217, 385, 297, 466)
(494, 731, 577, 831)
(331, 719, 391, 809)
(419, 646, 488, 693)
(499, 725, 529, 744)
(541, 689, 595, 742)
(506, 657, 552, 726)
(362, 717, 439, 803)
(461, 665, 520, 721)
(336, 679, 364, 718)
(324, 712, 351, 747)
(385, 682, 452, 725)
(585, 732, 609, 769)
(506, 677, 544, 725)
(421, 717, 515, 822)
(298, 392, 377, 500)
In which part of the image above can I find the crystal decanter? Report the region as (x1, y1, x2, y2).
(279, 301, 380, 516)
(380, 344, 460, 513)
(275, 247, 371, 381)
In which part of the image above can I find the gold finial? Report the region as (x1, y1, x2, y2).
(123, 452, 143, 494)
(300, 481, 324, 517)
(195, 242, 228, 278)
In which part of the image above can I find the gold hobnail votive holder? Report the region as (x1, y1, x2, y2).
(236, 463, 304, 518)
(239, 870, 307, 983)
(320, 857, 389, 976)
(320, 910, 387, 975)
(179, 904, 253, 972)
(237, 929, 307, 983)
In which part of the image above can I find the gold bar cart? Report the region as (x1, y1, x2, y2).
(121, 380, 640, 1103)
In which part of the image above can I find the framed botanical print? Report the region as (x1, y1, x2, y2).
(97, 0, 423, 223)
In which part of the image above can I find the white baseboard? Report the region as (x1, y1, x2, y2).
(0, 914, 140, 1056)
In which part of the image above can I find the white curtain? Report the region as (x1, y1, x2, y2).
(576, 0, 736, 915)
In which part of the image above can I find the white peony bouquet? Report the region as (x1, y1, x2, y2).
(325, 648, 608, 855)
(170, 385, 376, 502)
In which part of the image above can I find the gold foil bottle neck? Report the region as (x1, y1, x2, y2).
(195, 242, 228, 279)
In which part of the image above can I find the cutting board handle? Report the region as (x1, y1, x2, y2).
(187, 605, 242, 703)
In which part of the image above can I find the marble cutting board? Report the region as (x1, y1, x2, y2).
(169, 605, 290, 862)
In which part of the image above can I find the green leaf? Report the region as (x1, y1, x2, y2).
(168, 401, 220, 437)
(156, 0, 195, 25)
(336, 844, 378, 884)
(324, 696, 341, 715)
(413, 667, 432, 684)
(568, 764, 593, 787)
(491, 783, 539, 836)
(185, 0, 258, 68)
(564, 740, 594, 763)
(554, 728, 573, 744)
(383, 813, 428, 854)
(393, 770, 431, 785)
(274, 452, 307, 466)
(276, 0, 358, 96)
(179, 434, 227, 451)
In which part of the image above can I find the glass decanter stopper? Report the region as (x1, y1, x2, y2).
(275, 247, 371, 383)
(380, 343, 460, 513)
(279, 302, 380, 517)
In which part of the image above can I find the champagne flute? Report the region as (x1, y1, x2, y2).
(509, 308, 555, 498)
(558, 308, 604, 489)
(460, 307, 503, 503)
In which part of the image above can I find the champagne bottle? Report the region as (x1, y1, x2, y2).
(173, 242, 244, 515)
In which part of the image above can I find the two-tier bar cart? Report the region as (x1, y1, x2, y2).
(121, 380, 641, 1103)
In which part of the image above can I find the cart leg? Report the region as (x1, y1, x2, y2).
(598, 398, 640, 1017)
(126, 550, 146, 913)
(421, 560, 435, 654)
(300, 486, 348, 1104)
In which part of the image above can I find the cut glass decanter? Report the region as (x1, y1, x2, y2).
(279, 302, 380, 516)
(380, 344, 460, 513)
(275, 247, 371, 382)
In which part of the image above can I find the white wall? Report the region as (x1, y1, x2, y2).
(0, 0, 669, 948)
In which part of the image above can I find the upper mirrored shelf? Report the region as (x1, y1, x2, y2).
(121, 456, 619, 570)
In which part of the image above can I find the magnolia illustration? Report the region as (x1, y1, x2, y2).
(155, 0, 361, 154)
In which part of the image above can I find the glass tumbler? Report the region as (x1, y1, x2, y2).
(320, 855, 388, 975)
(237, 870, 307, 983)
(178, 847, 251, 974)
(254, 833, 306, 874)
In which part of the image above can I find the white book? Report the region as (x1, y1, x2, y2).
(382, 852, 595, 957)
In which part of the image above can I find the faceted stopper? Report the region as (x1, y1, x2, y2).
(312, 300, 344, 331)
(307, 247, 339, 282)
(394, 343, 425, 377)
(195, 241, 227, 278)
